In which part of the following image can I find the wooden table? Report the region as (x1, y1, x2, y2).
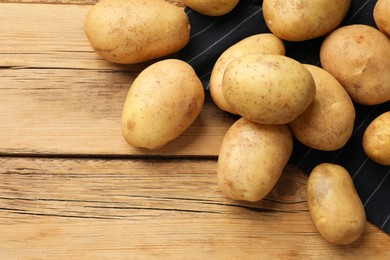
(1, 1, 389, 259)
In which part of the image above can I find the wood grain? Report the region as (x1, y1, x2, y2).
(1, 157, 389, 259)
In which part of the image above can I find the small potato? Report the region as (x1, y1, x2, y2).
(320, 24, 390, 105)
(222, 53, 315, 124)
(307, 163, 366, 245)
(262, 0, 351, 41)
(374, 0, 390, 37)
(217, 117, 293, 202)
(363, 112, 390, 165)
(289, 65, 355, 151)
(121, 59, 204, 149)
(84, 0, 190, 64)
(183, 0, 239, 16)
(210, 34, 285, 114)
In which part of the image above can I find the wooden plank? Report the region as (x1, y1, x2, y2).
(1, 157, 389, 259)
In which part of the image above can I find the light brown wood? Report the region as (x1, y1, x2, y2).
(1, 157, 389, 259)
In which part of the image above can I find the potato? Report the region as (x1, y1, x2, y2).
(307, 163, 366, 245)
(84, 0, 190, 64)
(363, 112, 390, 165)
(217, 117, 293, 202)
(210, 34, 285, 114)
(262, 0, 351, 41)
(374, 0, 390, 38)
(320, 24, 390, 105)
(289, 65, 355, 151)
(183, 0, 239, 16)
(222, 53, 315, 124)
(121, 59, 204, 149)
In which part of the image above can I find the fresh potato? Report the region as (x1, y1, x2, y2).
(262, 0, 351, 41)
(121, 59, 204, 149)
(217, 117, 293, 202)
(210, 34, 285, 114)
(307, 163, 366, 245)
(374, 0, 390, 38)
(289, 65, 355, 151)
(84, 0, 190, 64)
(183, 0, 239, 16)
(222, 53, 315, 124)
(320, 24, 390, 105)
(363, 112, 390, 165)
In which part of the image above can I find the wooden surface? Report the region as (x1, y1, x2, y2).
(0, 1, 389, 259)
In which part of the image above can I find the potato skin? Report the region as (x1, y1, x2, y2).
(217, 118, 293, 202)
(183, 0, 239, 16)
(363, 112, 390, 165)
(307, 163, 366, 245)
(210, 34, 285, 114)
(289, 65, 355, 151)
(121, 59, 204, 149)
(374, 0, 390, 38)
(84, 0, 190, 64)
(320, 24, 390, 105)
(222, 53, 315, 124)
(262, 0, 351, 41)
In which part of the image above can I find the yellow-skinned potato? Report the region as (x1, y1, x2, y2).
(222, 53, 315, 124)
(320, 24, 390, 105)
(374, 0, 390, 38)
(210, 34, 285, 114)
(183, 0, 240, 16)
(217, 117, 293, 202)
(84, 0, 190, 64)
(289, 65, 355, 151)
(363, 112, 390, 165)
(262, 0, 351, 41)
(308, 163, 366, 245)
(121, 59, 204, 149)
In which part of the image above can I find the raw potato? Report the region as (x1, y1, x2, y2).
(217, 117, 293, 202)
(183, 0, 239, 16)
(222, 53, 316, 124)
(121, 59, 204, 149)
(84, 0, 190, 64)
(307, 163, 366, 245)
(374, 0, 390, 37)
(320, 24, 390, 105)
(289, 65, 355, 151)
(363, 111, 390, 165)
(262, 0, 351, 41)
(210, 34, 285, 114)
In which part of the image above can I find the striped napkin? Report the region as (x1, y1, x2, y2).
(179, 0, 390, 233)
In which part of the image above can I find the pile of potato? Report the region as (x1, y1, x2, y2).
(84, 0, 390, 245)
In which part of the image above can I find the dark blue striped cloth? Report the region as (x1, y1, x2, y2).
(179, 0, 390, 234)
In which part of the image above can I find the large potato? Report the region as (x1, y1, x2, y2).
(183, 0, 239, 16)
(84, 0, 190, 64)
(121, 59, 204, 149)
(217, 117, 293, 202)
(222, 53, 316, 124)
(374, 0, 390, 37)
(289, 65, 355, 151)
(262, 0, 351, 41)
(363, 112, 390, 165)
(307, 163, 366, 245)
(210, 34, 285, 114)
(320, 24, 390, 105)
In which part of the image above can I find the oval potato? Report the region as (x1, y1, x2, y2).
(217, 117, 293, 202)
(320, 24, 390, 105)
(121, 59, 204, 149)
(289, 64, 355, 151)
(183, 0, 239, 16)
(222, 53, 316, 124)
(84, 0, 190, 64)
(363, 111, 390, 165)
(210, 34, 285, 114)
(307, 163, 366, 245)
(374, 0, 390, 38)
